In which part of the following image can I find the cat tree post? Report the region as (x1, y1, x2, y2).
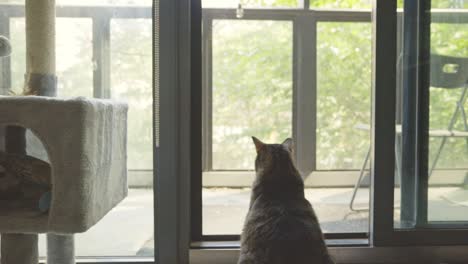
(25, 0, 57, 97)
(47, 234, 75, 264)
(0, 234, 38, 264)
(24, 1, 74, 263)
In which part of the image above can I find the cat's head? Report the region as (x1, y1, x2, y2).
(251, 136, 296, 176)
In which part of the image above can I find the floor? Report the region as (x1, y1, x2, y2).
(27, 186, 468, 258)
(37, 189, 154, 257)
(202, 187, 370, 234)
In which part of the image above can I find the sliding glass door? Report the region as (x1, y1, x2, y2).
(157, 0, 468, 262)
(374, 0, 468, 246)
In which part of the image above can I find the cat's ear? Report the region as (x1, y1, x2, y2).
(252, 136, 265, 153)
(282, 138, 294, 152)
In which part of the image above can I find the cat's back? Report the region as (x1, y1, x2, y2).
(239, 138, 333, 264)
(240, 196, 333, 264)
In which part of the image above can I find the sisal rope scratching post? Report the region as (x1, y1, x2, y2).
(25, 0, 57, 96)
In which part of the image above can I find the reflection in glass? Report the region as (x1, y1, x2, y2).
(395, 3, 468, 228)
(428, 16, 468, 223)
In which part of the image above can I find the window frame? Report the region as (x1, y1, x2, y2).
(197, 0, 468, 244)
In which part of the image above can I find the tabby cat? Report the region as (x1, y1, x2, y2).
(238, 137, 334, 264)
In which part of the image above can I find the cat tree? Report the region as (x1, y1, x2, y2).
(0, 1, 128, 264)
(0, 96, 128, 263)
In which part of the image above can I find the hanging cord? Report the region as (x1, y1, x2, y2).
(236, 2, 244, 18)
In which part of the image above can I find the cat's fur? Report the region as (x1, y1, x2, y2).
(238, 137, 334, 264)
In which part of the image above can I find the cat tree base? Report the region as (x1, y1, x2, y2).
(47, 234, 75, 264)
(0, 233, 38, 264)
(0, 233, 75, 264)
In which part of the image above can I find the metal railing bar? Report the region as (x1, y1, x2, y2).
(203, 8, 468, 24)
(203, 8, 371, 21)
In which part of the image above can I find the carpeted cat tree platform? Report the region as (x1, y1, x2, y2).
(0, 96, 128, 263)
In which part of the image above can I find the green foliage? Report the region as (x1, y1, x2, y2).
(5, 0, 468, 172)
(310, 0, 371, 9)
(212, 20, 293, 169)
(316, 22, 371, 169)
(212, 20, 372, 170)
(240, 0, 299, 7)
(111, 19, 153, 170)
(211, 9, 468, 171)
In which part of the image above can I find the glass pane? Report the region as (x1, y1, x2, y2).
(9, 18, 26, 95)
(72, 15, 153, 257)
(395, 2, 468, 228)
(317, 22, 372, 170)
(2, 3, 154, 259)
(203, 18, 371, 236)
(310, 0, 371, 9)
(57, 18, 93, 98)
(428, 10, 468, 223)
(211, 20, 293, 170)
(315, 22, 372, 234)
(204, 19, 293, 235)
(111, 19, 153, 170)
(432, 1, 468, 8)
(203, 0, 300, 8)
(10, 19, 94, 97)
